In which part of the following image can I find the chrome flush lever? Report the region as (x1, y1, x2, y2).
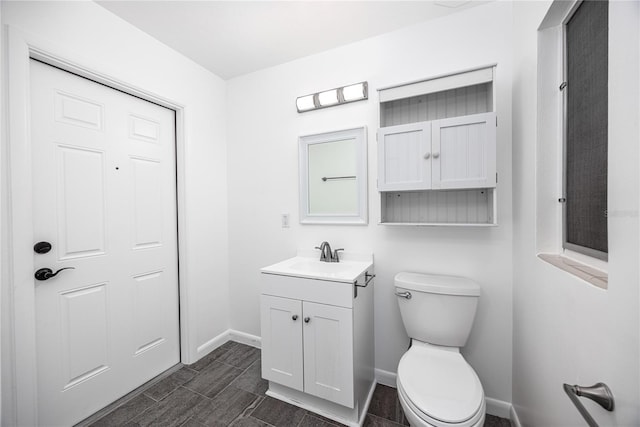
(395, 291, 412, 299)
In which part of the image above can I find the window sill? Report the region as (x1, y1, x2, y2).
(538, 253, 608, 289)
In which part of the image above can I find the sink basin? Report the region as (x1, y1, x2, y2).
(261, 253, 373, 283)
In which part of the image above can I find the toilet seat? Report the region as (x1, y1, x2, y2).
(397, 342, 485, 427)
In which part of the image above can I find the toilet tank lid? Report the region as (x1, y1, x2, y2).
(394, 272, 480, 296)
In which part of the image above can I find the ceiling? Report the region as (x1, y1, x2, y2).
(97, 1, 488, 80)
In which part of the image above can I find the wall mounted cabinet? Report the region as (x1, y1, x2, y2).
(378, 66, 498, 226)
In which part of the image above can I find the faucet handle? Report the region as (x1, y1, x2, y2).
(332, 248, 344, 262)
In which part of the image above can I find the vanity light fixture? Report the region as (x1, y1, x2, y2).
(296, 81, 368, 113)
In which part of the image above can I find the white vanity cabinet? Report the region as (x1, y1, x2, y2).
(260, 254, 375, 427)
(261, 295, 354, 407)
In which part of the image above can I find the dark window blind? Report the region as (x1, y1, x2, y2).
(565, 0, 608, 256)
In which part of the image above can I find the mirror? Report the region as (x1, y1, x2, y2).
(299, 127, 367, 224)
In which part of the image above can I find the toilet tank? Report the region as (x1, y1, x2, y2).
(395, 272, 480, 347)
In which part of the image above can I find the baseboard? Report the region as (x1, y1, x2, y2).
(228, 329, 261, 348)
(195, 329, 261, 360)
(485, 397, 511, 419)
(195, 329, 230, 357)
(374, 369, 397, 388)
(510, 405, 522, 427)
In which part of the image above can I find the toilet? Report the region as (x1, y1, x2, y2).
(394, 272, 485, 427)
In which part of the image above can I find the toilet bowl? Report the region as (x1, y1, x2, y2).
(396, 341, 485, 427)
(394, 272, 485, 427)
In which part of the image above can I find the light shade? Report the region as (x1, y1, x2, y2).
(296, 94, 316, 112)
(341, 83, 367, 102)
(318, 89, 339, 106)
(296, 81, 368, 113)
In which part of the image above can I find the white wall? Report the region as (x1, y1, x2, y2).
(1, 2, 229, 424)
(512, 1, 640, 425)
(227, 1, 514, 404)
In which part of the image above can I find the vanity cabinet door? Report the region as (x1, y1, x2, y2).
(431, 112, 496, 189)
(260, 295, 304, 391)
(377, 122, 432, 191)
(302, 301, 354, 408)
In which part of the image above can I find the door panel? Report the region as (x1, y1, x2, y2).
(377, 122, 431, 191)
(302, 301, 354, 408)
(60, 283, 110, 389)
(57, 145, 106, 258)
(260, 295, 304, 391)
(30, 59, 179, 426)
(432, 112, 496, 189)
(55, 90, 104, 131)
(130, 157, 163, 249)
(129, 114, 160, 143)
(132, 271, 168, 355)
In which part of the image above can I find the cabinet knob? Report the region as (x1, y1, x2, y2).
(433, 152, 440, 159)
(292, 315, 298, 321)
(423, 152, 431, 160)
(304, 317, 311, 323)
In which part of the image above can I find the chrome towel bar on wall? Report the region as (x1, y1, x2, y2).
(563, 382, 614, 427)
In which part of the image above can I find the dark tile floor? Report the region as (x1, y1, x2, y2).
(84, 341, 511, 427)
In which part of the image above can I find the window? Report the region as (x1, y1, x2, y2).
(562, 0, 608, 260)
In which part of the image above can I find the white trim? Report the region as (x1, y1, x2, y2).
(195, 329, 262, 359)
(378, 66, 495, 103)
(374, 368, 397, 388)
(3, 26, 191, 425)
(485, 397, 511, 419)
(228, 329, 262, 349)
(195, 329, 231, 357)
(510, 405, 523, 427)
(359, 380, 377, 426)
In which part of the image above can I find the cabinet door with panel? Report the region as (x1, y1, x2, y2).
(377, 122, 431, 191)
(432, 112, 496, 189)
(260, 295, 304, 391)
(302, 301, 354, 408)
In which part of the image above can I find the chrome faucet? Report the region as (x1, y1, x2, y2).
(315, 241, 332, 262)
(314, 242, 344, 263)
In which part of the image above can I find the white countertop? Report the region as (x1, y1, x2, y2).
(261, 251, 373, 283)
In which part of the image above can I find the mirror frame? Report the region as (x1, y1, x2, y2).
(298, 126, 368, 225)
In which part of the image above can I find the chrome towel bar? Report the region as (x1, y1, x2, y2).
(563, 382, 614, 427)
(354, 272, 375, 298)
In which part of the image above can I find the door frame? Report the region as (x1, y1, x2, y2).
(4, 26, 192, 426)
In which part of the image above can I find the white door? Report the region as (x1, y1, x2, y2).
(431, 112, 497, 189)
(260, 294, 304, 391)
(30, 60, 180, 426)
(377, 122, 431, 191)
(302, 301, 354, 408)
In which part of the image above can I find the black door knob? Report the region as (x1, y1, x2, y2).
(34, 267, 75, 281)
